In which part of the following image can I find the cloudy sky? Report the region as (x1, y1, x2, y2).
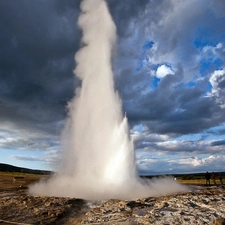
(1, 0, 225, 175)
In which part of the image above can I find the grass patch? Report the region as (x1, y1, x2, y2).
(0, 172, 49, 190)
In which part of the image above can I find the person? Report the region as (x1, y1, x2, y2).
(219, 173, 223, 185)
(205, 171, 210, 186)
(211, 172, 216, 185)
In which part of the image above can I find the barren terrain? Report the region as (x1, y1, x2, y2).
(0, 172, 225, 225)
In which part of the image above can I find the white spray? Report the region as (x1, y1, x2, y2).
(29, 0, 188, 200)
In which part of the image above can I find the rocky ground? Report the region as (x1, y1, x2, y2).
(0, 175, 225, 225)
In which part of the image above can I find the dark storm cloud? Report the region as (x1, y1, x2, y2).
(218, 77, 225, 88)
(122, 67, 224, 136)
(211, 140, 225, 146)
(0, 0, 151, 135)
(0, 0, 82, 132)
(135, 90, 223, 136)
(0, 0, 225, 140)
(107, 0, 150, 37)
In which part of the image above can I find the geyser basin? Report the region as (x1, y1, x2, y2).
(29, 0, 188, 200)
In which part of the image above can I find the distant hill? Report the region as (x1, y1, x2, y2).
(0, 163, 51, 175)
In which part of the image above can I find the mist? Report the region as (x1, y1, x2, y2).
(29, 0, 188, 200)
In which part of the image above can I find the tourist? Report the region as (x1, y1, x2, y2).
(211, 172, 216, 185)
(205, 171, 210, 186)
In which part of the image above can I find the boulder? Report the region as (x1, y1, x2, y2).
(214, 218, 225, 225)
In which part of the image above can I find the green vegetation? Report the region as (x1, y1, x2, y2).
(0, 171, 49, 178)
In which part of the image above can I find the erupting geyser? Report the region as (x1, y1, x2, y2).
(29, 0, 188, 200)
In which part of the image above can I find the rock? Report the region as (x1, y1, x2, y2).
(55, 210, 64, 218)
(1, 186, 225, 224)
(44, 201, 51, 207)
(214, 218, 225, 225)
(33, 207, 39, 214)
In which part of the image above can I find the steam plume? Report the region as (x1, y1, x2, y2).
(29, 0, 188, 200)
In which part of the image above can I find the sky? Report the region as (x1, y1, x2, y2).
(0, 0, 225, 175)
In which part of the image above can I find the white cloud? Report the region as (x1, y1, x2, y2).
(168, 157, 201, 167)
(132, 132, 169, 143)
(209, 69, 225, 108)
(134, 132, 225, 174)
(155, 65, 174, 78)
(202, 43, 223, 63)
(210, 69, 225, 96)
(136, 153, 225, 175)
(10, 155, 44, 162)
(203, 42, 223, 53)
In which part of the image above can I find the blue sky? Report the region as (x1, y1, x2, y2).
(0, 0, 225, 174)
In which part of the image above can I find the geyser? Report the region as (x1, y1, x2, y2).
(29, 0, 188, 200)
